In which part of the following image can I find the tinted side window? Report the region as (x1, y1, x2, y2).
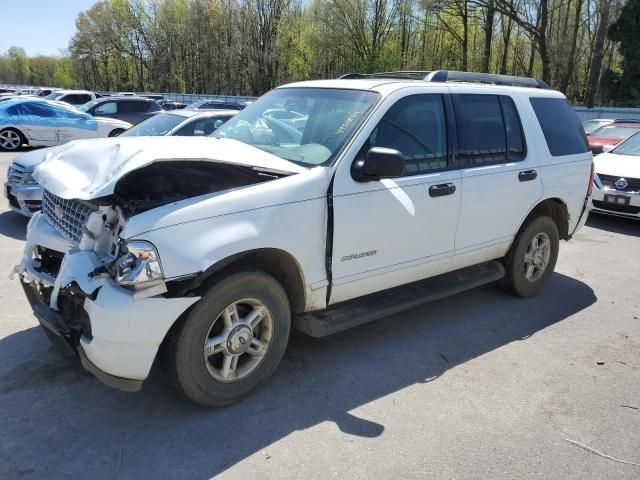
(17, 103, 56, 117)
(366, 94, 448, 175)
(76, 94, 92, 104)
(118, 101, 141, 113)
(453, 94, 507, 167)
(499, 96, 525, 161)
(95, 102, 117, 114)
(530, 97, 587, 156)
(146, 101, 161, 112)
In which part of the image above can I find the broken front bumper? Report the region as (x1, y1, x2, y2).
(18, 213, 200, 391)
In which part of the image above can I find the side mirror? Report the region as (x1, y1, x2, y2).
(351, 147, 406, 182)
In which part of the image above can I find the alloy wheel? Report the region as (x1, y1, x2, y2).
(203, 298, 273, 383)
(0, 130, 21, 150)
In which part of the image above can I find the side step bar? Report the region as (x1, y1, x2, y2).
(294, 260, 505, 338)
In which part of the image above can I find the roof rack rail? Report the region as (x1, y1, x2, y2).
(339, 70, 550, 89)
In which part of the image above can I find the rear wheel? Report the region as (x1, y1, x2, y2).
(500, 215, 559, 297)
(0, 128, 24, 151)
(166, 270, 291, 407)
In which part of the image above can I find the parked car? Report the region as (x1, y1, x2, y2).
(45, 90, 97, 106)
(15, 71, 592, 406)
(0, 87, 16, 94)
(582, 118, 614, 134)
(4, 110, 236, 216)
(79, 96, 162, 125)
(186, 99, 243, 111)
(140, 94, 164, 101)
(590, 131, 640, 219)
(17, 88, 40, 95)
(36, 88, 58, 97)
(120, 109, 237, 137)
(263, 108, 308, 130)
(157, 100, 187, 110)
(587, 122, 640, 154)
(0, 98, 131, 152)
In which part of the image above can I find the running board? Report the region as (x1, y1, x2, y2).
(294, 260, 505, 338)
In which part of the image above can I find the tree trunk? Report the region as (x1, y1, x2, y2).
(584, 0, 612, 107)
(537, 0, 551, 84)
(559, 0, 583, 93)
(482, 0, 495, 72)
(500, 14, 513, 74)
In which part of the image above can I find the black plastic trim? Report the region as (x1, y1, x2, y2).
(78, 346, 143, 392)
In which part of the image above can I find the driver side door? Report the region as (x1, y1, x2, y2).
(329, 89, 461, 304)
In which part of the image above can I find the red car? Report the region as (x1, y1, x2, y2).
(587, 122, 640, 154)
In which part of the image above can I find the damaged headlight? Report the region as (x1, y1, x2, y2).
(115, 240, 164, 289)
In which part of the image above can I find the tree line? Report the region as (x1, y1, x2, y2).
(1, 0, 638, 106)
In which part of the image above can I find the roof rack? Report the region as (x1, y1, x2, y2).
(339, 70, 551, 89)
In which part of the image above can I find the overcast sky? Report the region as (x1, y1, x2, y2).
(0, 0, 97, 56)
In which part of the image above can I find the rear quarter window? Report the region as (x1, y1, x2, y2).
(530, 97, 587, 156)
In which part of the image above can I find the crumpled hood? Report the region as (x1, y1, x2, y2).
(11, 146, 57, 170)
(33, 136, 307, 200)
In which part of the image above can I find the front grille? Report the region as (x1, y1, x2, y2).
(592, 200, 640, 215)
(598, 174, 640, 193)
(7, 162, 30, 183)
(42, 190, 97, 244)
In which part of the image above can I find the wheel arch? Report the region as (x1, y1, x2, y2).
(0, 125, 29, 145)
(519, 197, 569, 240)
(165, 247, 307, 315)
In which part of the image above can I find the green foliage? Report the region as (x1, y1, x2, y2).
(0, 0, 635, 107)
(608, 0, 640, 105)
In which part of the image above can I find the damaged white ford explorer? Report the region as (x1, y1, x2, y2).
(17, 71, 593, 407)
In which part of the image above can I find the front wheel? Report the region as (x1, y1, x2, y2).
(500, 215, 559, 297)
(166, 270, 291, 407)
(0, 128, 24, 151)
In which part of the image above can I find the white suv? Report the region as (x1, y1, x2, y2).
(16, 71, 593, 407)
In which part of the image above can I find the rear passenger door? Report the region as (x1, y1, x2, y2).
(451, 92, 543, 269)
(330, 89, 462, 304)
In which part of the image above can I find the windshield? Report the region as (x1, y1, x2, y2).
(78, 99, 100, 112)
(590, 125, 639, 139)
(612, 132, 640, 156)
(45, 92, 64, 100)
(582, 120, 611, 134)
(213, 88, 378, 167)
(120, 113, 185, 137)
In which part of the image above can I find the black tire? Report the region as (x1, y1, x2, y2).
(500, 215, 559, 298)
(108, 128, 125, 137)
(0, 128, 25, 151)
(165, 270, 291, 407)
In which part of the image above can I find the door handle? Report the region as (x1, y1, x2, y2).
(429, 183, 456, 197)
(519, 170, 537, 182)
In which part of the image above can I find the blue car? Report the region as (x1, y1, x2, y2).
(0, 98, 131, 151)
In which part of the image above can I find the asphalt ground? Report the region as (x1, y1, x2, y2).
(0, 149, 638, 479)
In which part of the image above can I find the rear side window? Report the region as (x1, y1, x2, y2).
(453, 94, 525, 167)
(530, 97, 587, 156)
(500, 97, 525, 161)
(119, 101, 148, 113)
(147, 101, 161, 112)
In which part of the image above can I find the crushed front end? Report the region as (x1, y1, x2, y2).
(16, 191, 199, 392)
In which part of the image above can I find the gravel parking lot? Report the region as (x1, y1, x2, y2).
(0, 149, 638, 480)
